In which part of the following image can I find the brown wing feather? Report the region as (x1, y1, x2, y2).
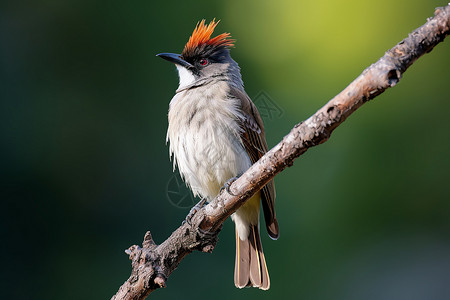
(229, 86, 279, 240)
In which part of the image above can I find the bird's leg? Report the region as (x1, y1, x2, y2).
(184, 176, 240, 225)
(183, 198, 207, 225)
(220, 176, 240, 196)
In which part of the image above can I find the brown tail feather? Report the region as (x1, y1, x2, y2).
(234, 224, 270, 290)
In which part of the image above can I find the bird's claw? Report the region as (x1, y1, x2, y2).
(183, 198, 207, 225)
(220, 176, 239, 196)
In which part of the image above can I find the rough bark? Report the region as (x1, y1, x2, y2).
(112, 5, 450, 299)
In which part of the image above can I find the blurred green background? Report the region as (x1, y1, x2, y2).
(1, 0, 450, 299)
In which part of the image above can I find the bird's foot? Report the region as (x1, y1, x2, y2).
(183, 198, 207, 225)
(220, 176, 240, 196)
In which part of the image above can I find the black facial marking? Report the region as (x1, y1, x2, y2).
(181, 45, 229, 71)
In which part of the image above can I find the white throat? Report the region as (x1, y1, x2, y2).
(176, 65, 196, 89)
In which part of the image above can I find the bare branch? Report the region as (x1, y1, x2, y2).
(112, 5, 450, 299)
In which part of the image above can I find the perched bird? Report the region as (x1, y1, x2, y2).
(157, 19, 278, 290)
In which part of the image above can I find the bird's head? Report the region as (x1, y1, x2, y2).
(157, 19, 241, 89)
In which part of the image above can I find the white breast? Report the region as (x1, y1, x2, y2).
(167, 80, 251, 200)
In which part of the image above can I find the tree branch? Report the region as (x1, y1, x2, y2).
(112, 5, 450, 299)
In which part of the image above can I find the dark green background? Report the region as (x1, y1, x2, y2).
(2, 1, 449, 299)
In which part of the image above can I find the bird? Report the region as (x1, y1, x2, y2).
(157, 19, 278, 290)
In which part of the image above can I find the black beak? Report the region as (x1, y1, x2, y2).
(156, 53, 193, 69)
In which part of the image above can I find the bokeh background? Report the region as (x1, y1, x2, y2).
(2, 0, 450, 299)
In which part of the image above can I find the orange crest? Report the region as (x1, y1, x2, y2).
(182, 19, 234, 57)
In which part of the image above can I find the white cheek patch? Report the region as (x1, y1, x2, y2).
(176, 65, 196, 89)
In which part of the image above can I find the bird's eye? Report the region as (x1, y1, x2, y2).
(199, 58, 208, 66)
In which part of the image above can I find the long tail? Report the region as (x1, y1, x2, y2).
(234, 224, 270, 290)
